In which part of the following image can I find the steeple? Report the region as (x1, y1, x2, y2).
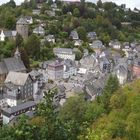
(14, 47, 21, 59)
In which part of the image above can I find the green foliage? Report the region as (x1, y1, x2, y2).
(83, 80, 140, 140)
(101, 75, 119, 111)
(24, 34, 40, 60)
(77, 26, 87, 41)
(73, 8, 80, 17)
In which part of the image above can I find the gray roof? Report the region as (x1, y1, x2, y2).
(90, 40, 104, 49)
(70, 30, 79, 39)
(0, 57, 26, 75)
(53, 48, 74, 55)
(87, 32, 97, 39)
(33, 26, 45, 33)
(3, 57, 26, 72)
(113, 64, 127, 76)
(5, 72, 29, 86)
(29, 70, 42, 77)
(45, 35, 55, 40)
(17, 17, 28, 25)
(0, 62, 8, 74)
(3, 31, 12, 37)
(2, 101, 35, 115)
(25, 16, 32, 20)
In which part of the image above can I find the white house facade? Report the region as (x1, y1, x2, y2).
(53, 48, 75, 61)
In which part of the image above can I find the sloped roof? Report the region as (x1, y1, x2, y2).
(90, 40, 104, 49)
(33, 26, 45, 33)
(17, 17, 28, 25)
(3, 57, 26, 72)
(5, 71, 29, 86)
(3, 31, 12, 37)
(0, 62, 8, 74)
(53, 48, 73, 55)
(2, 101, 35, 115)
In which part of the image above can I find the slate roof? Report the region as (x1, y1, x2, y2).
(90, 40, 104, 49)
(87, 32, 97, 39)
(2, 101, 35, 115)
(0, 30, 17, 38)
(5, 72, 29, 86)
(29, 70, 42, 78)
(3, 57, 26, 72)
(3, 31, 12, 37)
(113, 64, 128, 76)
(53, 48, 74, 55)
(17, 17, 28, 25)
(0, 62, 8, 74)
(70, 30, 79, 40)
(33, 26, 45, 34)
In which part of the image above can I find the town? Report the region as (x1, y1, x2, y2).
(0, 0, 140, 139)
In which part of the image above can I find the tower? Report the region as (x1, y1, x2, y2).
(16, 17, 28, 39)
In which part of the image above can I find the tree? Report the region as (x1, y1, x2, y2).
(59, 95, 86, 123)
(16, 33, 23, 47)
(75, 50, 83, 61)
(97, 0, 102, 8)
(20, 47, 30, 70)
(48, 0, 53, 6)
(101, 75, 119, 111)
(77, 26, 87, 41)
(7, 0, 16, 8)
(30, 0, 37, 8)
(4, 13, 16, 29)
(73, 8, 80, 17)
(24, 34, 40, 60)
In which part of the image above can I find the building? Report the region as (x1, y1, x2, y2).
(109, 40, 121, 50)
(74, 39, 83, 46)
(80, 55, 95, 69)
(0, 48, 26, 82)
(25, 16, 33, 24)
(60, 0, 81, 4)
(133, 58, 140, 78)
(63, 59, 77, 79)
(29, 70, 44, 94)
(33, 26, 45, 36)
(4, 71, 34, 107)
(53, 48, 75, 61)
(87, 32, 97, 41)
(0, 91, 5, 108)
(99, 57, 111, 73)
(113, 64, 128, 85)
(2, 101, 35, 124)
(69, 30, 79, 40)
(90, 40, 104, 55)
(32, 9, 41, 15)
(47, 60, 63, 80)
(16, 17, 28, 39)
(45, 35, 55, 43)
(0, 30, 17, 42)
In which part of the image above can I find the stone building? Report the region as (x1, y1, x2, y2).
(47, 60, 63, 80)
(0, 48, 26, 82)
(16, 17, 28, 39)
(4, 71, 34, 107)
